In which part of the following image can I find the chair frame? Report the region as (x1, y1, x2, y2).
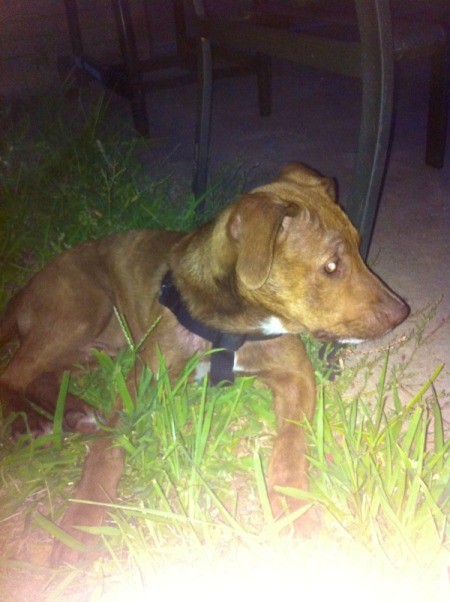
(61, 0, 272, 135)
(60, 0, 448, 257)
(192, 0, 448, 258)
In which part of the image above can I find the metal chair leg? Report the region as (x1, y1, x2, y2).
(64, 0, 83, 56)
(425, 46, 449, 168)
(348, 0, 394, 260)
(193, 37, 213, 203)
(256, 54, 272, 117)
(111, 0, 149, 135)
(60, 0, 91, 91)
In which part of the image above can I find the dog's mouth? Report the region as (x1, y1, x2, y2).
(337, 337, 365, 345)
(311, 306, 408, 343)
(311, 329, 366, 344)
(311, 329, 341, 343)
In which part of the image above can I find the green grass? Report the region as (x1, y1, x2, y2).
(0, 93, 448, 600)
(0, 91, 236, 305)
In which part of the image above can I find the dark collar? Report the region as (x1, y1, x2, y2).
(158, 271, 281, 385)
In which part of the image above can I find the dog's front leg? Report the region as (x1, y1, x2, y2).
(237, 335, 317, 532)
(266, 369, 315, 521)
(49, 323, 184, 566)
(50, 417, 124, 565)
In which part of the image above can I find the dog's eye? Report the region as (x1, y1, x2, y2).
(324, 260, 338, 274)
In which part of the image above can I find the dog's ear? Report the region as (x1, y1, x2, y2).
(228, 193, 296, 290)
(280, 162, 337, 201)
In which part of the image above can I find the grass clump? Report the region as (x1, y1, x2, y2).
(296, 360, 448, 566)
(0, 92, 225, 305)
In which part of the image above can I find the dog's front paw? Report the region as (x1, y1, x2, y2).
(50, 502, 106, 566)
(268, 487, 322, 537)
(50, 435, 124, 565)
(51, 536, 86, 567)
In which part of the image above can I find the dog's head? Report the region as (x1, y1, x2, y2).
(225, 163, 409, 343)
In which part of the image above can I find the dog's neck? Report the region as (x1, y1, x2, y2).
(159, 270, 281, 385)
(169, 217, 262, 332)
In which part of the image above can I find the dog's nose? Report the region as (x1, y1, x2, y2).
(378, 294, 410, 331)
(395, 298, 410, 326)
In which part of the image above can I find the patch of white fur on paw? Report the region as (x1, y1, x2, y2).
(75, 414, 101, 434)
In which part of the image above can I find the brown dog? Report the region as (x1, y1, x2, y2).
(0, 163, 409, 563)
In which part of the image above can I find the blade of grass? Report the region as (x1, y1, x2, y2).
(34, 513, 88, 555)
(404, 364, 443, 413)
(53, 371, 70, 444)
(192, 377, 214, 467)
(253, 449, 273, 523)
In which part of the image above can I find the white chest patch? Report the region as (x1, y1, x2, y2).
(259, 316, 288, 335)
(233, 355, 245, 373)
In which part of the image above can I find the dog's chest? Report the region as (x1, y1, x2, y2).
(174, 322, 210, 354)
(171, 322, 211, 381)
